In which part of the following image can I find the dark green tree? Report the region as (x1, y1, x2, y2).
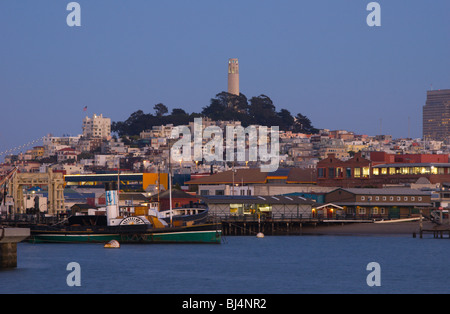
(293, 113, 319, 134)
(153, 103, 168, 117)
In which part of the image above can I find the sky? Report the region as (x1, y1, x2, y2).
(0, 0, 449, 156)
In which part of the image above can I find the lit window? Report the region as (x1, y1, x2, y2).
(362, 167, 370, 177)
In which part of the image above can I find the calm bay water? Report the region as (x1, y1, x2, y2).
(1, 235, 449, 294)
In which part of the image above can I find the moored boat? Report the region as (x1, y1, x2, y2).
(29, 182, 222, 244)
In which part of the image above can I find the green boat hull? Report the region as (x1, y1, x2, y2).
(29, 224, 222, 244)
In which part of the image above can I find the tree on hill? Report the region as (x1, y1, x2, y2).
(111, 92, 319, 137)
(154, 103, 168, 117)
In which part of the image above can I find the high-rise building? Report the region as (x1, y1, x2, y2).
(423, 89, 450, 142)
(227, 58, 239, 96)
(82, 114, 111, 139)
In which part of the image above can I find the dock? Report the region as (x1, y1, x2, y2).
(417, 225, 450, 239)
(414, 211, 450, 239)
(220, 217, 374, 236)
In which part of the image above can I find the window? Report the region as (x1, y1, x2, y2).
(375, 196, 380, 201)
(346, 168, 352, 178)
(383, 196, 387, 201)
(200, 190, 209, 196)
(329, 167, 335, 179)
(390, 196, 394, 201)
(373, 168, 379, 175)
(215, 190, 224, 196)
(354, 168, 361, 178)
(404, 197, 408, 201)
(359, 207, 366, 214)
(361, 196, 365, 201)
(418, 197, 422, 201)
(397, 197, 401, 201)
(380, 208, 386, 214)
(411, 197, 415, 201)
(318, 168, 325, 178)
(362, 167, 370, 177)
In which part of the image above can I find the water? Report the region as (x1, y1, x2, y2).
(1, 235, 449, 294)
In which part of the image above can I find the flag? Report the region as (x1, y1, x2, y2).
(83, 106, 87, 111)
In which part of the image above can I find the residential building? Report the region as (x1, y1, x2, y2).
(82, 114, 111, 139)
(56, 147, 78, 163)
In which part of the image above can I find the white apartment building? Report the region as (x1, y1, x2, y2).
(82, 114, 111, 139)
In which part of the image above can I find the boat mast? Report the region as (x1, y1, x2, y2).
(169, 140, 173, 226)
(157, 165, 160, 212)
(117, 166, 120, 215)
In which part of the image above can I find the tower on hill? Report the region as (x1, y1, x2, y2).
(227, 58, 239, 96)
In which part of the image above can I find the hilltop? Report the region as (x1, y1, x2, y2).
(111, 92, 319, 137)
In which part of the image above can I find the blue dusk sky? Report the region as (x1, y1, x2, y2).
(0, 0, 449, 155)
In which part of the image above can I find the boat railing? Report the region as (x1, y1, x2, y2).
(0, 213, 65, 226)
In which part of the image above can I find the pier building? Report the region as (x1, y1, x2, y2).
(324, 188, 432, 220)
(201, 195, 316, 219)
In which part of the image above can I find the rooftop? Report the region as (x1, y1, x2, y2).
(333, 187, 431, 196)
(201, 195, 316, 205)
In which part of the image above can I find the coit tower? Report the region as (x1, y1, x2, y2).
(227, 58, 239, 96)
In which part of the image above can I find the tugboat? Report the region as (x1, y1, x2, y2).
(29, 182, 222, 244)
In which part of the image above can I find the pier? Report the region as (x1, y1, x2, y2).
(417, 226, 450, 239)
(220, 217, 374, 236)
(0, 227, 30, 268)
(414, 210, 450, 239)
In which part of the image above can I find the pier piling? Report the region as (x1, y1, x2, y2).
(0, 227, 30, 269)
